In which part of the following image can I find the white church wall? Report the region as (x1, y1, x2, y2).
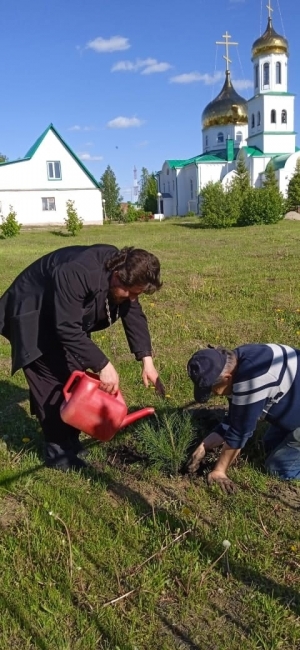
(176, 165, 199, 215)
(202, 125, 247, 152)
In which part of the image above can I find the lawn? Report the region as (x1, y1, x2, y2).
(0, 220, 299, 650)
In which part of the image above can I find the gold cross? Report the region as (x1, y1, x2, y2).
(266, 1, 273, 18)
(216, 31, 238, 72)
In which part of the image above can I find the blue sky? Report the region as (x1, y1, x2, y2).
(1, 0, 299, 199)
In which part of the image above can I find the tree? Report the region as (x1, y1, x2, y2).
(0, 153, 8, 163)
(138, 167, 150, 208)
(64, 200, 83, 236)
(287, 158, 300, 212)
(138, 168, 158, 213)
(199, 182, 226, 227)
(231, 151, 250, 195)
(144, 173, 158, 213)
(99, 165, 122, 221)
(261, 162, 285, 223)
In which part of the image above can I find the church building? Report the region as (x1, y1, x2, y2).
(157, 3, 299, 216)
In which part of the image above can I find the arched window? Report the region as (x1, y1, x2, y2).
(190, 180, 194, 200)
(205, 135, 208, 147)
(251, 114, 255, 129)
(281, 109, 287, 124)
(166, 168, 169, 175)
(271, 109, 276, 124)
(276, 62, 282, 84)
(217, 132, 224, 144)
(263, 62, 270, 86)
(236, 131, 243, 143)
(257, 111, 261, 126)
(255, 64, 259, 88)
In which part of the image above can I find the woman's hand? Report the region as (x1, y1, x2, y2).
(141, 356, 165, 396)
(99, 362, 119, 395)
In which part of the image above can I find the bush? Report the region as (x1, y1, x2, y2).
(64, 200, 84, 236)
(1, 206, 22, 238)
(136, 210, 154, 222)
(137, 412, 197, 475)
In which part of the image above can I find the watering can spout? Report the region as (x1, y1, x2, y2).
(120, 407, 155, 429)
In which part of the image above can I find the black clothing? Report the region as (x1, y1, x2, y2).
(0, 244, 153, 470)
(0, 244, 152, 374)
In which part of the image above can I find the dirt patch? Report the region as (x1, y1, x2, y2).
(268, 483, 300, 510)
(107, 444, 149, 469)
(0, 494, 24, 530)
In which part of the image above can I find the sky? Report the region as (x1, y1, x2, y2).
(1, 0, 300, 200)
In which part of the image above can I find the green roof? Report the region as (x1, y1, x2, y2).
(166, 148, 241, 168)
(267, 153, 292, 171)
(0, 124, 100, 188)
(242, 145, 264, 157)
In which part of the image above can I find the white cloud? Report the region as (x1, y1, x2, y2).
(86, 36, 130, 53)
(137, 140, 149, 147)
(77, 152, 103, 161)
(107, 116, 145, 129)
(232, 78, 253, 90)
(68, 125, 96, 132)
(111, 57, 172, 74)
(142, 62, 172, 75)
(170, 71, 223, 85)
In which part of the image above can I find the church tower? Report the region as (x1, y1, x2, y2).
(247, 1, 296, 154)
(202, 32, 248, 154)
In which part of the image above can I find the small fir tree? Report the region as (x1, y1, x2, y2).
(1, 205, 22, 238)
(232, 151, 250, 195)
(64, 200, 83, 236)
(261, 162, 285, 223)
(287, 158, 300, 212)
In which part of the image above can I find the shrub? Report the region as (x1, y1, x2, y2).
(1, 206, 22, 238)
(64, 200, 84, 236)
(137, 412, 197, 475)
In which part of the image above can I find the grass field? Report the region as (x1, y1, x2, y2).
(0, 220, 299, 650)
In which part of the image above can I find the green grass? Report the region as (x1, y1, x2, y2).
(0, 221, 300, 649)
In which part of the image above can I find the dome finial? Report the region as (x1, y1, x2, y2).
(266, 0, 273, 21)
(216, 31, 238, 73)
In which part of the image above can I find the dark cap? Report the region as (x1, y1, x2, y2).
(187, 347, 227, 403)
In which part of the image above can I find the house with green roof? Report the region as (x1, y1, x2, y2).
(157, 7, 299, 217)
(0, 124, 103, 226)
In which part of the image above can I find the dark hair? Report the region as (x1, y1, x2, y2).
(105, 247, 162, 295)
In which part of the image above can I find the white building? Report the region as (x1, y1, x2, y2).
(157, 6, 300, 216)
(0, 124, 103, 226)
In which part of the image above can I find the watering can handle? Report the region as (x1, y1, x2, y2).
(63, 370, 85, 401)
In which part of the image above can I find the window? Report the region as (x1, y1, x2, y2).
(163, 183, 165, 193)
(236, 131, 243, 143)
(167, 181, 170, 193)
(263, 62, 270, 86)
(47, 161, 61, 180)
(173, 180, 175, 191)
(257, 111, 261, 126)
(166, 168, 169, 175)
(281, 109, 287, 124)
(42, 197, 56, 211)
(271, 109, 276, 124)
(190, 180, 194, 200)
(276, 61, 282, 84)
(205, 135, 208, 147)
(255, 64, 259, 88)
(251, 114, 255, 129)
(217, 132, 224, 144)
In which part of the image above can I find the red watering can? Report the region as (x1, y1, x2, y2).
(60, 370, 155, 442)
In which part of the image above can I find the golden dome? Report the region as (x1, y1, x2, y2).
(252, 17, 288, 59)
(202, 71, 248, 129)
